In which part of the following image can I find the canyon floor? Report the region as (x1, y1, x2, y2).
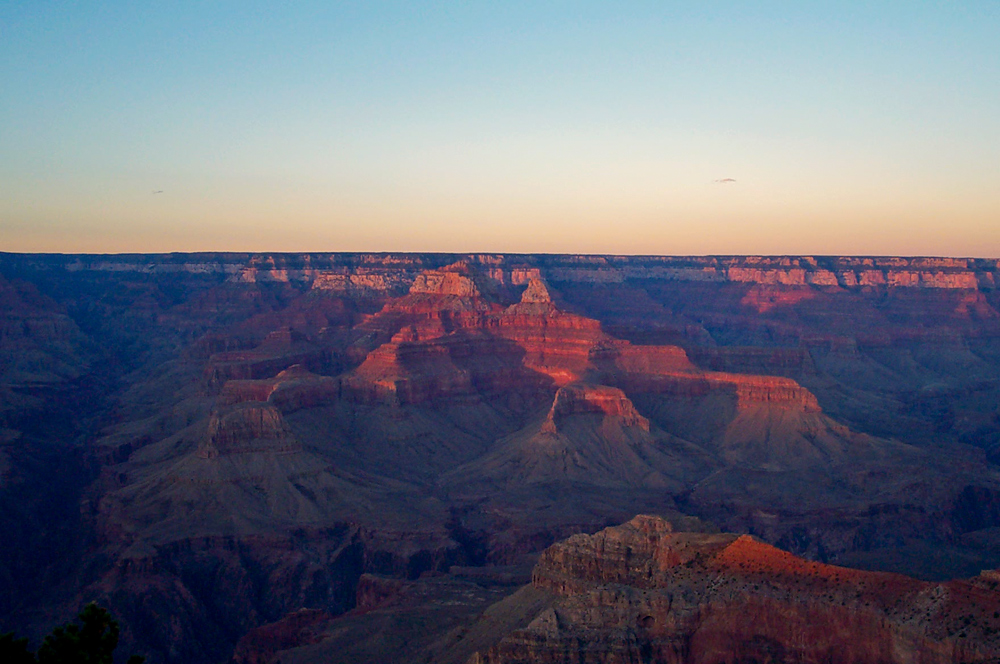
(3, 252, 1000, 663)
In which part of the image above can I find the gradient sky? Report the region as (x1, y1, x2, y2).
(2, 2, 998, 255)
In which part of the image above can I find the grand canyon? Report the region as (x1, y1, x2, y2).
(3, 252, 1000, 663)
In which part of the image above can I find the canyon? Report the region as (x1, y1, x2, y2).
(2, 252, 1000, 663)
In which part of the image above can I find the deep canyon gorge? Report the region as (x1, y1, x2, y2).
(3, 252, 1000, 663)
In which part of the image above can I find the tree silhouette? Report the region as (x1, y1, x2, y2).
(0, 631, 36, 664)
(1, 603, 143, 664)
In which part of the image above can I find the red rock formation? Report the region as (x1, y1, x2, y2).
(497, 278, 608, 385)
(220, 379, 277, 405)
(342, 331, 478, 404)
(443, 382, 712, 493)
(204, 327, 324, 386)
(596, 344, 697, 375)
(473, 515, 1000, 663)
(542, 383, 649, 433)
(343, 273, 599, 402)
(9, 252, 997, 292)
(723, 373, 821, 411)
(343, 266, 827, 418)
(608, 367, 820, 413)
(198, 403, 300, 457)
(232, 608, 331, 664)
(408, 262, 485, 297)
(310, 270, 410, 294)
(353, 573, 410, 611)
(219, 365, 340, 412)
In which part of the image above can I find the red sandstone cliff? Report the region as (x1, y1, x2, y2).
(542, 383, 649, 433)
(471, 515, 1000, 664)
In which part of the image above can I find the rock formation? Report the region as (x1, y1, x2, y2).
(542, 383, 650, 433)
(471, 515, 1000, 663)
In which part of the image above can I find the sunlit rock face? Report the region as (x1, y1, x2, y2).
(472, 516, 1000, 664)
(407, 262, 485, 297)
(542, 383, 650, 433)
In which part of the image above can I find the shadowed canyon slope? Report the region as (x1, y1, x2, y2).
(3, 252, 1000, 663)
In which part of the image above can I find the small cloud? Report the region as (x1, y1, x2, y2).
(714, 178, 737, 184)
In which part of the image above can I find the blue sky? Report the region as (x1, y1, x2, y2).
(2, 2, 998, 254)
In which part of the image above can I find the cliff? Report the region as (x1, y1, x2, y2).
(198, 403, 301, 457)
(542, 383, 649, 433)
(472, 515, 1000, 663)
(5, 252, 996, 290)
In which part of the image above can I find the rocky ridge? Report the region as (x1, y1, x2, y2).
(6, 253, 998, 290)
(471, 515, 1000, 663)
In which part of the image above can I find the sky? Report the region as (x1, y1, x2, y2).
(1, 2, 998, 256)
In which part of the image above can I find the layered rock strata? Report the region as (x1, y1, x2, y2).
(472, 515, 1000, 664)
(541, 384, 649, 433)
(3, 252, 1000, 664)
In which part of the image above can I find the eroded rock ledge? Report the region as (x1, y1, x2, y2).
(472, 515, 1000, 664)
(4, 252, 998, 290)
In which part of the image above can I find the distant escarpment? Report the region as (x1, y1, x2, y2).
(5, 252, 997, 290)
(471, 515, 1000, 664)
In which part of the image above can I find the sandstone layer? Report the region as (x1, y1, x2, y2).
(472, 515, 1000, 664)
